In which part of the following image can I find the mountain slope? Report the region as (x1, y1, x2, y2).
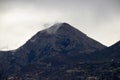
(88, 41, 120, 61)
(0, 51, 12, 78)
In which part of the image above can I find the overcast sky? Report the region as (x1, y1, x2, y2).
(0, 0, 120, 50)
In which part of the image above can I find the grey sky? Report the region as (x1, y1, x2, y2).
(0, 0, 120, 50)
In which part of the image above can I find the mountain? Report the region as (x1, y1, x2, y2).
(12, 23, 106, 66)
(89, 40, 120, 61)
(0, 23, 116, 80)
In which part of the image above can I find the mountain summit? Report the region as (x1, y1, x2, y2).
(21, 23, 106, 54)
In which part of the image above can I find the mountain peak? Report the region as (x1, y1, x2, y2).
(45, 23, 63, 34)
(61, 22, 71, 26)
(45, 23, 73, 34)
(25, 22, 106, 54)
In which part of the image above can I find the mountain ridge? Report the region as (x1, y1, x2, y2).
(85, 40, 120, 62)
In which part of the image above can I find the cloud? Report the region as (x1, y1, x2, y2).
(0, 0, 120, 50)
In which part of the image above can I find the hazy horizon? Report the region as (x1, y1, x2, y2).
(0, 0, 120, 50)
